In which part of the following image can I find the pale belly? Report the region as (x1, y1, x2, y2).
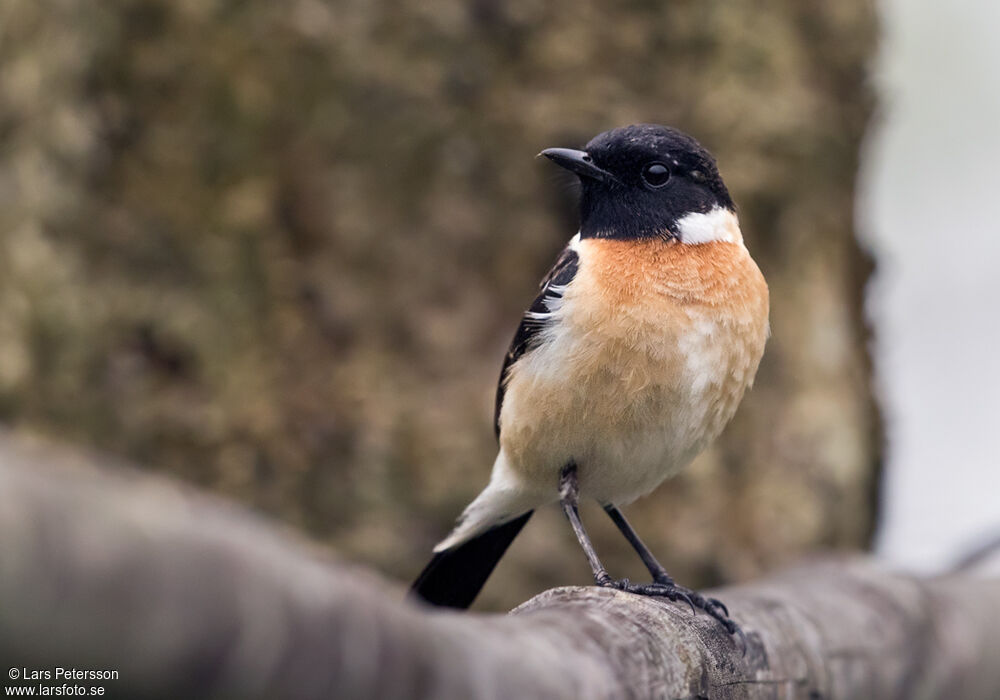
(498, 304, 765, 506)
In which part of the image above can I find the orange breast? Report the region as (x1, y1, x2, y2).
(579, 237, 769, 314)
(497, 236, 769, 502)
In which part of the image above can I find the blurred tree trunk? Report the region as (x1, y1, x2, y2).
(0, 1, 878, 607)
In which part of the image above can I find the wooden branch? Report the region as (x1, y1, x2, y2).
(2, 434, 1000, 699)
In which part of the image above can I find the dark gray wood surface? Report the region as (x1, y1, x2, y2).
(2, 434, 997, 699)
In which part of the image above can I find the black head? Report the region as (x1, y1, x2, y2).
(541, 124, 733, 241)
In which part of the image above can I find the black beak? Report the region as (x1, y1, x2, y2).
(539, 148, 616, 184)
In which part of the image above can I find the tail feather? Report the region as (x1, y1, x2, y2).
(410, 511, 533, 609)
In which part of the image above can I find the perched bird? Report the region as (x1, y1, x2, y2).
(411, 124, 769, 633)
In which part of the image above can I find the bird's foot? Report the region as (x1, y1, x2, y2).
(594, 571, 741, 639)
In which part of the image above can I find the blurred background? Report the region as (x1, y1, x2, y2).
(0, 0, 990, 612)
(865, 0, 1000, 572)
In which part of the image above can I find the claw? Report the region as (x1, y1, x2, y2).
(707, 597, 729, 617)
(734, 626, 748, 657)
(674, 590, 696, 614)
(592, 576, 741, 638)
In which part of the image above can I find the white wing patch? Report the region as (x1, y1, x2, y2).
(524, 233, 581, 322)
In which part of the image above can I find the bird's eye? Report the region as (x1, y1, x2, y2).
(641, 162, 670, 188)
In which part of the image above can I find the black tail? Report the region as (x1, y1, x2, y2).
(410, 511, 533, 609)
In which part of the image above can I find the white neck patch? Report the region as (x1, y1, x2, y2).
(675, 207, 742, 245)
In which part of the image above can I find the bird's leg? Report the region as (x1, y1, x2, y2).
(603, 504, 675, 585)
(601, 503, 739, 636)
(558, 464, 740, 637)
(558, 462, 614, 586)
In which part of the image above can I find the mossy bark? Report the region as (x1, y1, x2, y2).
(0, 1, 879, 608)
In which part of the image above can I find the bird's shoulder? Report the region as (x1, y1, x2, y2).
(493, 238, 580, 438)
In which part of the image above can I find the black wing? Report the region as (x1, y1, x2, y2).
(493, 244, 579, 439)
